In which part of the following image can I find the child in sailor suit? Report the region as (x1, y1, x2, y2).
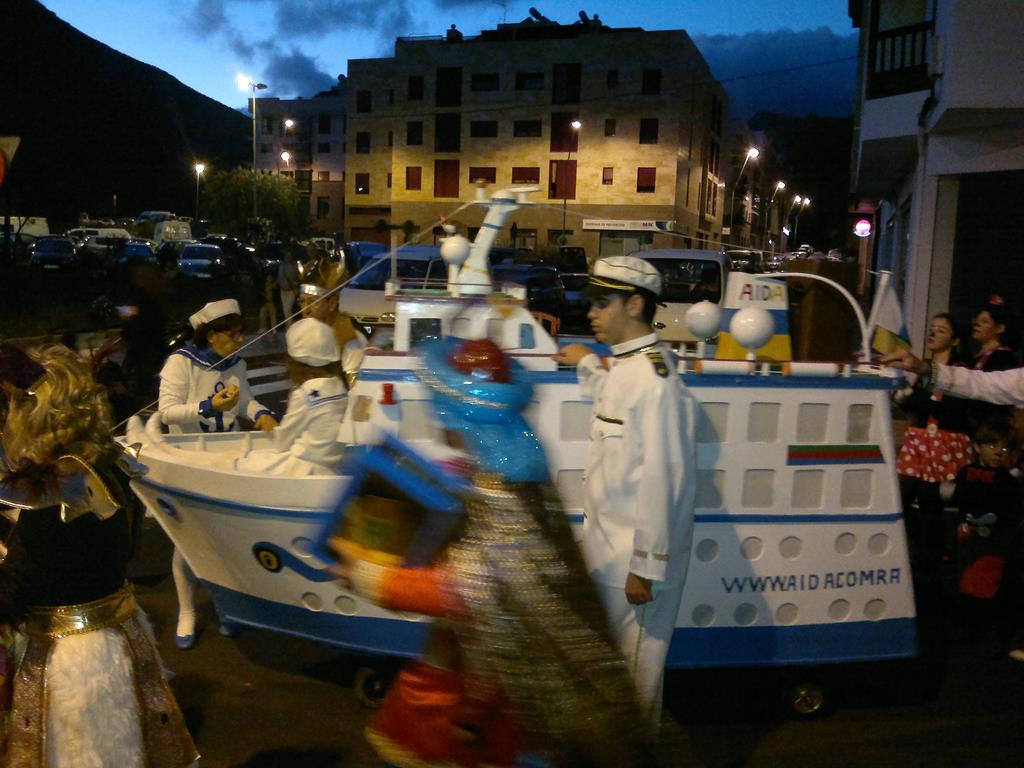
(234, 318, 346, 476)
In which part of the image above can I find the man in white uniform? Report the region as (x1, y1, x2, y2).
(554, 256, 696, 720)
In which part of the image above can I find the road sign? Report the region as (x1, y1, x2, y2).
(0, 137, 21, 186)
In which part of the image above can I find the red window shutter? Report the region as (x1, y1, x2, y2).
(434, 159, 460, 198)
(511, 167, 540, 184)
(636, 167, 656, 193)
(406, 166, 422, 190)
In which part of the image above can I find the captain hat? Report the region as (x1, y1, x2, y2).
(583, 256, 663, 300)
(287, 318, 340, 366)
(189, 298, 241, 329)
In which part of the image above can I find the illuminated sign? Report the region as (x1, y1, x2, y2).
(853, 219, 873, 238)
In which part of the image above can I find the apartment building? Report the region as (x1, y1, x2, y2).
(254, 79, 347, 234)
(345, 17, 727, 260)
(849, 0, 1024, 348)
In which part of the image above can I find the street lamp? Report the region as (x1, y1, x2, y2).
(284, 118, 294, 132)
(560, 119, 582, 244)
(193, 162, 205, 221)
(727, 146, 760, 243)
(793, 196, 811, 244)
(762, 180, 785, 251)
(237, 74, 268, 230)
(280, 151, 291, 172)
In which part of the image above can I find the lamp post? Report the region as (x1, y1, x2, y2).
(236, 74, 268, 229)
(727, 146, 759, 243)
(762, 180, 785, 252)
(793, 196, 811, 244)
(193, 163, 205, 221)
(280, 151, 291, 173)
(560, 119, 582, 245)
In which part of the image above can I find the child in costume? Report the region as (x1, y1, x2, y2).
(158, 298, 278, 649)
(945, 419, 1023, 642)
(0, 344, 197, 767)
(337, 337, 667, 768)
(233, 318, 346, 476)
(297, 268, 367, 390)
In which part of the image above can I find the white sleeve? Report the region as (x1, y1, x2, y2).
(272, 389, 307, 450)
(629, 377, 694, 582)
(236, 362, 274, 422)
(937, 364, 1024, 406)
(342, 337, 367, 379)
(576, 353, 607, 400)
(158, 355, 203, 426)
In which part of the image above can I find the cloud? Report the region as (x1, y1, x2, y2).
(269, 0, 413, 38)
(263, 47, 337, 95)
(693, 28, 858, 120)
(188, 0, 231, 37)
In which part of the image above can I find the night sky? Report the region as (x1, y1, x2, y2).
(39, 0, 856, 118)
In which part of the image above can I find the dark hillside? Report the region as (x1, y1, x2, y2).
(1, 0, 249, 228)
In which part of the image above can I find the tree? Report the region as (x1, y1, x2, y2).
(203, 168, 308, 241)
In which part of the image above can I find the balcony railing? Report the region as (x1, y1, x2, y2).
(867, 21, 932, 99)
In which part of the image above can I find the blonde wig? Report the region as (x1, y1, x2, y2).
(2, 345, 115, 468)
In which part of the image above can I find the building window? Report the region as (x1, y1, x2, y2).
(637, 167, 656, 193)
(316, 197, 330, 219)
(550, 113, 580, 153)
(607, 69, 619, 88)
(513, 120, 542, 138)
(515, 72, 544, 90)
(434, 113, 461, 153)
(407, 121, 423, 146)
(317, 171, 330, 181)
(318, 114, 331, 134)
(355, 173, 370, 195)
(387, 130, 393, 147)
(434, 159, 460, 198)
(388, 88, 395, 105)
(470, 120, 498, 138)
(263, 116, 274, 134)
(604, 118, 616, 137)
(511, 166, 540, 184)
(317, 142, 330, 153)
(602, 167, 614, 185)
(471, 72, 499, 91)
(468, 166, 496, 184)
(280, 170, 294, 178)
(387, 172, 392, 189)
(260, 143, 271, 153)
(408, 75, 424, 100)
(639, 118, 659, 145)
(642, 68, 662, 95)
(552, 63, 581, 104)
(356, 132, 371, 154)
(406, 166, 422, 191)
(356, 90, 372, 112)
(549, 159, 577, 200)
(436, 66, 462, 107)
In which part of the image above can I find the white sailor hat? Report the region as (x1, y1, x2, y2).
(584, 256, 663, 299)
(286, 318, 340, 366)
(189, 298, 241, 329)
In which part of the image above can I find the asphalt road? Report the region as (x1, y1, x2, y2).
(129, 518, 1024, 768)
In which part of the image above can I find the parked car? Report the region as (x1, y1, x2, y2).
(634, 249, 730, 343)
(557, 245, 588, 273)
(344, 240, 389, 274)
(558, 272, 591, 334)
(176, 243, 228, 280)
(491, 262, 565, 317)
(337, 246, 443, 329)
(725, 248, 765, 274)
(29, 236, 78, 271)
(156, 239, 197, 271)
(108, 239, 159, 278)
(200, 235, 257, 277)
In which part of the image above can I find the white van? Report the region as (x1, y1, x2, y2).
(154, 220, 193, 246)
(634, 249, 730, 343)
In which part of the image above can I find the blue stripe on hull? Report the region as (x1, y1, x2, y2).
(204, 582, 916, 668)
(666, 617, 917, 668)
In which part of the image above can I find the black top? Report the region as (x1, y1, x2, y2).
(898, 367, 970, 433)
(0, 463, 134, 624)
(967, 347, 1018, 435)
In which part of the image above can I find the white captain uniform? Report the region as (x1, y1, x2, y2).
(573, 257, 696, 719)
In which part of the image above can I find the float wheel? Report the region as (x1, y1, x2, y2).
(786, 679, 830, 718)
(354, 665, 393, 708)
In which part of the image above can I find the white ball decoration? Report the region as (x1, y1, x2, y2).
(440, 234, 471, 267)
(685, 300, 722, 339)
(729, 307, 775, 351)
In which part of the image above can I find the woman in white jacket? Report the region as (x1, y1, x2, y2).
(158, 298, 278, 649)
